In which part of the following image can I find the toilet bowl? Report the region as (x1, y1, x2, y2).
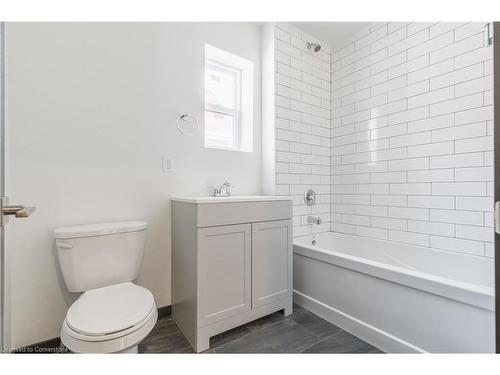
(61, 282, 157, 353)
(55, 221, 157, 353)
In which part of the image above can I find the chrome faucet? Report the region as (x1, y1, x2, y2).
(307, 216, 322, 225)
(208, 181, 232, 197)
(219, 181, 231, 196)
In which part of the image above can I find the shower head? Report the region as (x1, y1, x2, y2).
(306, 42, 321, 52)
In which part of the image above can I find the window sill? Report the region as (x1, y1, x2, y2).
(204, 145, 253, 153)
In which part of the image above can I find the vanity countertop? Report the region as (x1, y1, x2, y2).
(171, 195, 292, 204)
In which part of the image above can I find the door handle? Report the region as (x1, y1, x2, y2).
(3, 205, 36, 218)
(1, 197, 36, 226)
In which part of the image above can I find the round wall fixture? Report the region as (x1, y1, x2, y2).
(304, 189, 316, 206)
(176, 114, 199, 135)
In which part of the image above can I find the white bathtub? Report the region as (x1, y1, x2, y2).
(293, 232, 495, 353)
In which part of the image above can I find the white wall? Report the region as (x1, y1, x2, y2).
(261, 23, 276, 195)
(4, 22, 262, 348)
(273, 23, 332, 237)
(330, 22, 494, 257)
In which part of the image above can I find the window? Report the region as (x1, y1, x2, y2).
(204, 44, 253, 152)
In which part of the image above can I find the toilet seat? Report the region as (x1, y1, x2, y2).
(66, 282, 155, 337)
(61, 282, 158, 353)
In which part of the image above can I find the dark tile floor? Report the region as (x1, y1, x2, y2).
(139, 305, 383, 354)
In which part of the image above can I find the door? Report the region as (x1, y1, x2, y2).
(0, 23, 36, 352)
(251, 219, 292, 308)
(495, 21, 500, 354)
(197, 223, 251, 327)
(0, 21, 4, 352)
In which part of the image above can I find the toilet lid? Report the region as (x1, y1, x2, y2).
(66, 282, 155, 337)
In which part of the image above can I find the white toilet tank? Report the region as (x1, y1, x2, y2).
(54, 221, 147, 292)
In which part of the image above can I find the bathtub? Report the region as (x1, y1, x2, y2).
(293, 232, 495, 353)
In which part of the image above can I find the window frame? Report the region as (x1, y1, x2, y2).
(204, 60, 242, 150)
(204, 44, 254, 153)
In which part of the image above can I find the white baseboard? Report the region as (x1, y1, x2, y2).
(293, 290, 425, 353)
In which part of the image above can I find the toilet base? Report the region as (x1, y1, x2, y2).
(117, 345, 138, 354)
(68, 345, 139, 354)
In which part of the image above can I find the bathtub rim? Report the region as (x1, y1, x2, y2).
(293, 233, 494, 312)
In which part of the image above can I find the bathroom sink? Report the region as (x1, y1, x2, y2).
(171, 195, 292, 204)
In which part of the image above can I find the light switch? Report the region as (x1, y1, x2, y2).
(162, 157, 174, 173)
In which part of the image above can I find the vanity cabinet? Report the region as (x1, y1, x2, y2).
(251, 220, 292, 308)
(197, 223, 252, 326)
(171, 196, 293, 352)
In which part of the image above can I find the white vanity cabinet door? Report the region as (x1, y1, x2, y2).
(197, 223, 252, 327)
(251, 219, 292, 308)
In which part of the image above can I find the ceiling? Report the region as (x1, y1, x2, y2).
(290, 22, 370, 51)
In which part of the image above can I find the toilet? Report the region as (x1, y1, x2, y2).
(54, 221, 157, 353)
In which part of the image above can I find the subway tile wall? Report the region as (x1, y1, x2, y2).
(274, 22, 332, 236)
(273, 22, 494, 257)
(331, 22, 494, 257)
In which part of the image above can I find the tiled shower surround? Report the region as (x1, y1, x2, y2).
(330, 22, 493, 257)
(274, 22, 494, 258)
(274, 22, 332, 236)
